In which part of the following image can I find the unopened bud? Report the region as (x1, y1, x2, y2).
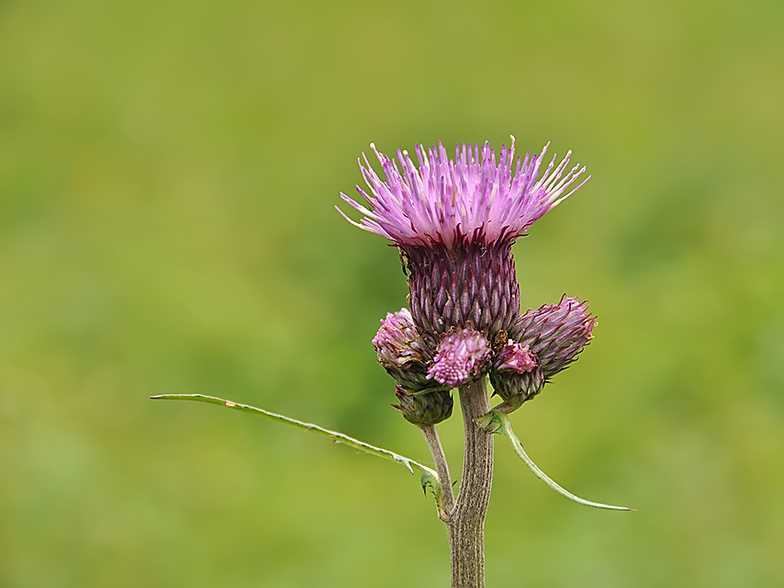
(392, 385, 454, 426)
(512, 295, 595, 378)
(373, 308, 439, 392)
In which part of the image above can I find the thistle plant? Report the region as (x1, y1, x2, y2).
(153, 137, 631, 588)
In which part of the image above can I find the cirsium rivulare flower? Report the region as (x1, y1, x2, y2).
(338, 139, 589, 342)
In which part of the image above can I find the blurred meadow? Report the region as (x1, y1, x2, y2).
(2, 0, 784, 586)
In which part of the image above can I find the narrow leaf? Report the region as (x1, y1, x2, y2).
(485, 410, 634, 511)
(151, 394, 444, 513)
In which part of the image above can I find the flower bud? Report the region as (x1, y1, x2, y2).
(512, 295, 595, 378)
(392, 385, 454, 426)
(373, 308, 440, 392)
(427, 329, 491, 388)
(488, 339, 543, 403)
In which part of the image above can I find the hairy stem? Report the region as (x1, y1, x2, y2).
(449, 377, 494, 588)
(419, 424, 454, 520)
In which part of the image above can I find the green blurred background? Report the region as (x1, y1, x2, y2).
(2, 0, 783, 586)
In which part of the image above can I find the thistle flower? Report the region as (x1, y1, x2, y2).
(338, 138, 589, 342)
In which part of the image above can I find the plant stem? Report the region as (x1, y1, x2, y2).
(419, 424, 454, 520)
(449, 377, 494, 588)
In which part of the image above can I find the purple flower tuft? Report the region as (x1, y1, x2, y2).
(427, 329, 491, 388)
(341, 140, 595, 420)
(337, 138, 589, 249)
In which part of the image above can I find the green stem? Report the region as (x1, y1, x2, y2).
(419, 424, 454, 520)
(151, 394, 444, 511)
(449, 378, 494, 588)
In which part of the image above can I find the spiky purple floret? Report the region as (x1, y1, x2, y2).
(337, 138, 589, 249)
(512, 295, 595, 378)
(427, 329, 491, 388)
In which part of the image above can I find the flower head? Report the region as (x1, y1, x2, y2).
(427, 329, 491, 388)
(372, 308, 442, 393)
(342, 140, 594, 422)
(337, 138, 589, 249)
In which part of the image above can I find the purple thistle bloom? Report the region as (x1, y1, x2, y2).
(337, 138, 589, 249)
(338, 139, 589, 342)
(427, 329, 491, 389)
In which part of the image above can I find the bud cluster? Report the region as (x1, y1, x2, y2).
(374, 295, 595, 424)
